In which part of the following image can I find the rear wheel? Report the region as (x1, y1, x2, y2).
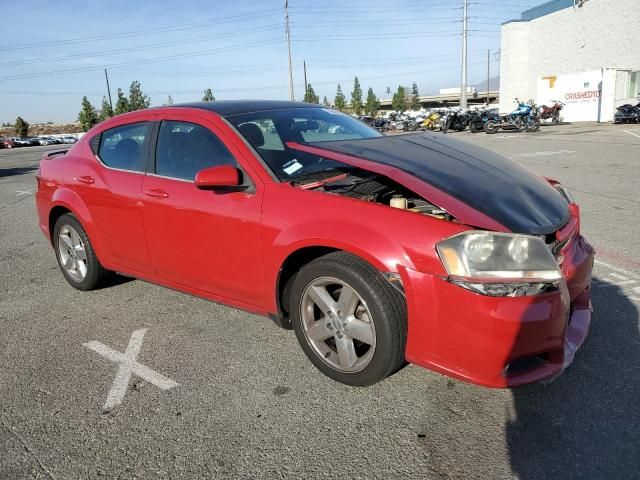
(469, 122, 479, 133)
(53, 213, 111, 291)
(484, 120, 499, 134)
(290, 252, 406, 386)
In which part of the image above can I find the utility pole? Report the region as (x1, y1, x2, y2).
(486, 49, 490, 105)
(460, 0, 468, 110)
(104, 68, 113, 111)
(303, 60, 308, 94)
(285, 0, 294, 101)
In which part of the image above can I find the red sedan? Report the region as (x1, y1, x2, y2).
(35, 101, 594, 387)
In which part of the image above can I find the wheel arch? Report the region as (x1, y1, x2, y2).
(48, 189, 108, 263)
(273, 243, 398, 330)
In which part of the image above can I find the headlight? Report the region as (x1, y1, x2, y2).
(436, 231, 562, 281)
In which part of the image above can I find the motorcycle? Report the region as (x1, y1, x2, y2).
(420, 111, 442, 131)
(538, 100, 564, 124)
(614, 98, 640, 124)
(371, 116, 390, 132)
(484, 99, 539, 134)
(442, 109, 469, 133)
(468, 108, 499, 133)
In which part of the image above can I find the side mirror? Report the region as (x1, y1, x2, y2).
(194, 165, 240, 189)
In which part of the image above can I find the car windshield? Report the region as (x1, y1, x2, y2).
(226, 107, 382, 182)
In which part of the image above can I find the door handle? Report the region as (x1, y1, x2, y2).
(76, 175, 94, 185)
(144, 188, 169, 199)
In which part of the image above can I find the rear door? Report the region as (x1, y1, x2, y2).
(76, 119, 154, 274)
(140, 113, 264, 306)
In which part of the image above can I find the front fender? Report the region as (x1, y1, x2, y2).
(262, 183, 468, 312)
(272, 219, 409, 274)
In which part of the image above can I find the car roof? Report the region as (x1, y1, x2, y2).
(168, 100, 318, 117)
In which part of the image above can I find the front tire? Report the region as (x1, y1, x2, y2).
(290, 252, 407, 386)
(53, 213, 111, 291)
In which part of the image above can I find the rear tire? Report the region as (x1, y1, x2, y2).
(53, 213, 111, 291)
(484, 120, 499, 134)
(290, 252, 407, 386)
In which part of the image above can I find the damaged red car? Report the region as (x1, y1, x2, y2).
(36, 101, 594, 387)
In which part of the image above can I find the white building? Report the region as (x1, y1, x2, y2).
(499, 0, 639, 122)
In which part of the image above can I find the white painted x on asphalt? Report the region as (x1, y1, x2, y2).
(83, 328, 179, 411)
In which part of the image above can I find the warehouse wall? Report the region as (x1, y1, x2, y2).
(499, 0, 640, 119)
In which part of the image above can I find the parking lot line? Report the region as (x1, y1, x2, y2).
(594, 259, 640, 279)
(622, 130, 640, 139)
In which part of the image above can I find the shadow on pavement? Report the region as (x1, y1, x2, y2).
(507, 278, 640, 478)
(0, 166, 38, 178)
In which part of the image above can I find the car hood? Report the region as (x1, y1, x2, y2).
(303, 132, 570, 235)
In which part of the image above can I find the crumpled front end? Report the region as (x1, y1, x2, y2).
(401, 218, 594, 388)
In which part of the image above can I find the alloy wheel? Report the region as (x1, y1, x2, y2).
(57, 224, 88, 282)
(300, 276, 376, 373)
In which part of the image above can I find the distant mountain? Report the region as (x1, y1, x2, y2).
(475, 76, 500, 92)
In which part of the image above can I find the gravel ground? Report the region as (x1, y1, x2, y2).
(1, 123, 639, 479)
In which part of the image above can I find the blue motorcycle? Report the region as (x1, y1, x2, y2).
(484, 99, 540, 134)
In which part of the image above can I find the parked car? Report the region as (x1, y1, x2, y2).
(38, 136, 60, 145)
(60, 136, 78, 144)
(12, 137, 32, 147)
(1, 138, 19, 148)
(36, 100, 594, 388)
(20, 137, 42, 146)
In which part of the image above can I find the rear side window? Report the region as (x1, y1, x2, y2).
(97, 122, 150, 172)
(89, 134, 100, 154)
(155, 120, 237, 181)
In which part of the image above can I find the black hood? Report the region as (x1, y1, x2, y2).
(308, 132, 570, 235)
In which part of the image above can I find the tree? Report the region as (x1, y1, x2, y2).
(350, 76, 363, 115)
(114, 88, 130, 115)
(99, 96, 113, 121)
(410, 82, 420, 110)
(15, 117, 29, 137)
(334, 84, 346, 111)
(128, 81, 150, 111)
(78, 96, 99, 132)
(202, 88, 215, 102)
(391, 85, 407, 111)
(303, 84, 319, 104)
(364, 87, 380, 116)
(322, 96, 330, 107)
(166, 95, 174, 105)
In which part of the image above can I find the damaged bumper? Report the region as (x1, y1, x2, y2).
(401, 234, 594, 388)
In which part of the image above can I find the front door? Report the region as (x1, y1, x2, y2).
(140, 115, 264, 307)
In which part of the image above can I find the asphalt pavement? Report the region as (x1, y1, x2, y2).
(1, 123, 639, 479)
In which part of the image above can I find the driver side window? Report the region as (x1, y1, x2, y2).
(155, 121, 237, 181)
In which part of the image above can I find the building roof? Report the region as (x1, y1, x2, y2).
(172, 100, 317, 117)
(503, 0, 574, 25)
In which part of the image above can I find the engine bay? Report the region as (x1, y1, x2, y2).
(294, 168, 453, 221)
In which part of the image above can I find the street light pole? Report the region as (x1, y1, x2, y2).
(285, 0, 294, 101)
(460, 0, 468, 110)
(104, 68, 113, 111)
(486, 49, 490, 105)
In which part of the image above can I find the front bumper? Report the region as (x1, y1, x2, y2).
(402, 234, 594, 388)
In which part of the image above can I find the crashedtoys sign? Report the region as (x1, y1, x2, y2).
(538, 70, 603, 121)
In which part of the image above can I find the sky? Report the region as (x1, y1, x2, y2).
(0, 0, 543, 124)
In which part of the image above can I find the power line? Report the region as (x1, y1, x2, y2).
(1, 25, 283, 67)
(0, 9, 281, 51)
(0, 38, 284, 82)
